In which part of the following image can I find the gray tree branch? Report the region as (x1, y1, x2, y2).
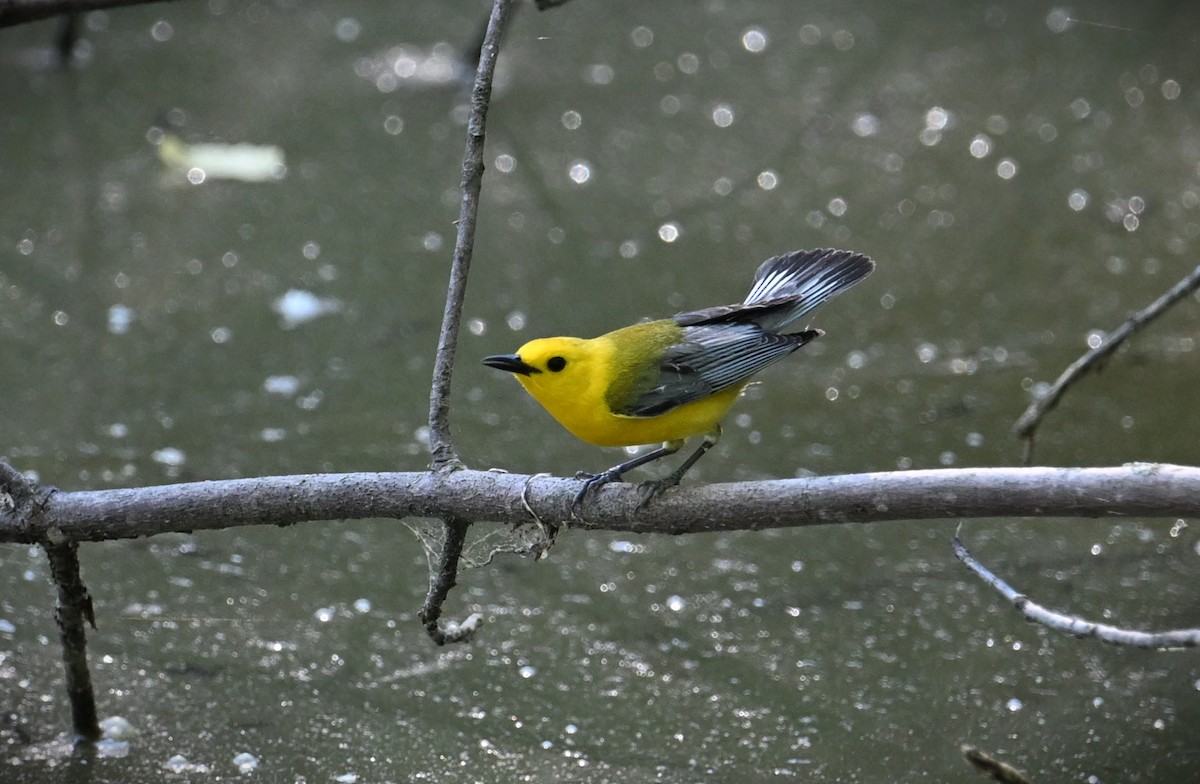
(1013, 261, 1200, 463)
(44, 541, 101, 741)
(953, 534, 1199, 649)
(427, 0, 512, 469)
(420, 0, 513, 643)
(3, 463, 1199, 545)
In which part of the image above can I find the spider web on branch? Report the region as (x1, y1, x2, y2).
(402, 518, 555, 577)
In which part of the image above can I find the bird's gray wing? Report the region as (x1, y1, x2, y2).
(614, 323, 820, 417)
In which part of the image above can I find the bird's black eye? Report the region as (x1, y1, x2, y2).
(547, 356, 567, 372)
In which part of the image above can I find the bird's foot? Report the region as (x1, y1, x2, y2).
(635, 476, 680, 507)
(571, 469, 623, 517)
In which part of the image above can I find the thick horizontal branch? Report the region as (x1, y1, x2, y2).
(2, 463, 1197, 545)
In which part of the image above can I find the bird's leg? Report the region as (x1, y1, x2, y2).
(573, 440, 683, 512)
(637, 424, 722, 505)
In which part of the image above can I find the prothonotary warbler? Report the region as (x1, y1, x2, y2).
(483, 248, 875, 505)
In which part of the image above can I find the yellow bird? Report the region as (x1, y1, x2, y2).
(483, 248, 875, 504)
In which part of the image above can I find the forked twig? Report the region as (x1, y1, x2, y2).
(1013, 262, 1200, 463)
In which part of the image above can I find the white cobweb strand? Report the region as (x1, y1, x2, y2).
(402, 519, 554, 577)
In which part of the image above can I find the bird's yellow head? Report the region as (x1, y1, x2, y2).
(483, 336, 620, 443)
(483, 337, 599, 399)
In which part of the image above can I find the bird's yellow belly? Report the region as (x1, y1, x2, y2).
(545, 384, 744, 447)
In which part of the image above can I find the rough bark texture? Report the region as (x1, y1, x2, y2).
(3, 464, 1198, 545)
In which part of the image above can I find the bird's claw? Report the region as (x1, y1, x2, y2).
(636, 477, 679, 506)
(572, 470, 679, 516)
(571, 469, 622, 517)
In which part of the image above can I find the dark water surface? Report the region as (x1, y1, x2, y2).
(2, 2, 1198, 781)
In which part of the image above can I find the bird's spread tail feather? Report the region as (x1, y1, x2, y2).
(743, 248, 874, 332)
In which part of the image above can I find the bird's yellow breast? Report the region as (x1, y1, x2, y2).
(511, 322, 744, 448)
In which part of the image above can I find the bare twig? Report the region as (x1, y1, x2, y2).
(4, 462, 1200, 544)
(427, 0, 513, 469)
(953, 534, 1200, 649)
(420, 0, 513, 645)
(44, 541, 101, 742)
(1013, 262, 1200, 463)
(418, 518, 482, 645)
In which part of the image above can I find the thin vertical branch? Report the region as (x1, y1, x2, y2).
(427, 0, 514, 469)
(418, 518, 481, 645)
(44, 541, 101, 742)
(1, 463, 99, 741)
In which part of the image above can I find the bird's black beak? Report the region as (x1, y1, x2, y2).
(482, 353, 541, 376)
